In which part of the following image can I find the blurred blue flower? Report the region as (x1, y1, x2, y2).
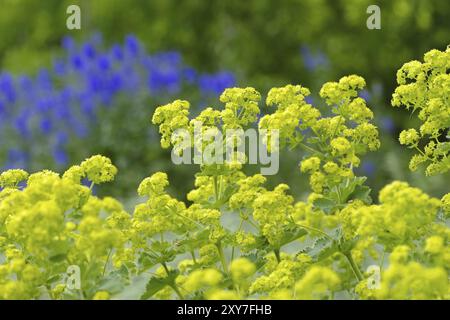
(14, 112, 30, 137)
(111, 44, 124, 61)
(361, 160, 376, 177)
(199, 71, 236, 95)
(380, 116, 395, 134)
(0, 34, 236, 170)
(97, 55, 111, 71)
(0, 73, 16, 104)
(358, 89, 371, 102)
(125, 35, 140, 56)
(300, 45, 329, 71)
(53, 148, 68, 166)
(71, 54, 84, 70)
(183, 67, 197, 83)
(62, 36, 75, 52)
(82, 43, 96, 59)
(40, 118, 53, 134)
(305, 96, 314, 105)
(5, 149, 28, 170)
(53, 59, 66, 76)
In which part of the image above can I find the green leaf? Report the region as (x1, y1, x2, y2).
(140, 270, 179, 300)
(313, 197, 336, 214)
(138, 252, 160, 270)
(97, 274, 126, 294)
(175, 229, 210, 253)
(299, 236, 339, 262)
(140, 277, 167, 300)
(348, 184, 372, 204)
(298, 228, 344, 262)
(278, 226, 308, 247)
(315, 177, 371, 213)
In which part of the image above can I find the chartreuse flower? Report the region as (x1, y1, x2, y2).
(80, 155, 118, 184)
(392, 47, 450, 175)
(137, 172, 169, 197)
(260, 85, 317, 149)
(252, 184, 295, 247)
(229, 258, 256, 283)
(258, 75, 379, 198)
(442, 193, 450, 217)
(0, 169, 29, 188)
(250, 254, 311, 296)
(176, 268, 223, 295)
(0, 156, 130, 300)
(339, 181, 441, 249)
(220, 87, 261, 129)
(294, 266, 340, 300)
(373, 245, 448, 299)
(152, 99, 191, 149)
(92, 291, 110, 300)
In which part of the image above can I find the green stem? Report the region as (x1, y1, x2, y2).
(246, 218, 259, 231)
(273, 248, 281, 263)
(216, 242, 228, 274)
(170, 284, 185, 300)
(161, 262, 184, 299)
(295, 223, 332, 240)
(298, 143, 324, 156)
(213, 176, 219, 203)
(161, 262, 170, 275)
(343, 252, 364, 282)
(190, 250, 197, 264)
(102, 248, 113, 277)
(331, 113, 344, 139)
(231, 219, 244, 261)
(379, 251, 386, 273)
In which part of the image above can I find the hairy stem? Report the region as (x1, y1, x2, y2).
(343, 252, 364, 282)
(216, 242, 228, 274)
(162, 262, 184, 299)
(273, 248, 281, 263)
(190, 250, 197, 264)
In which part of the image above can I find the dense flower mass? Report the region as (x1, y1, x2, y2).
(392, 47, 450, 175)
(1, 63, 448, 299)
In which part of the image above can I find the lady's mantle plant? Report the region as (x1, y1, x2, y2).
(0, 48, 448, 300)
(392, 47, 450, 175)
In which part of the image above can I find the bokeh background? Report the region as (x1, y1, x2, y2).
(0, 0, 448, 203)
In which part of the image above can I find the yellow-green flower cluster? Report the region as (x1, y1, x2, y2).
(375, 245, 448, 299)
(252, 184, 294, 247)
(294, 266, 340, 300)
(152, 88, 261, 169)
(259, 85, 318, 149)
(80, 155, 118, 184)
(219, 87, 261, 129)
(0, 155, 129, 300)
(152, 99, 190, 149)
(392, 47, 450, 175)
(131, 173, 187, 243)
(0, 169, 28, 188)
(339, 181, 441, 249)
(230, 257, 256, 283)
(250, 254, 311, 295)
(176, 268, 223, 295)
(257, 76, 379, 195)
